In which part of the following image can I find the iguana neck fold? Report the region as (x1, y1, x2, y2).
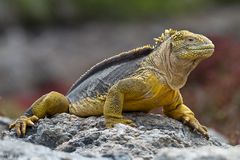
(142, 39, 199, 90)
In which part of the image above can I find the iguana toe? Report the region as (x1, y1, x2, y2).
(105, 117, 136, 128)
(9, 115, 39, 137)
(201, 125, 208, 132)
(181, 115, 209, 140)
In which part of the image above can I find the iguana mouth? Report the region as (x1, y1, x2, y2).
(179, 44, 214, 59)
(188, 44, 215, 50)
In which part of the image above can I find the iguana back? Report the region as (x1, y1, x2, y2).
(66, 46, 153, 103)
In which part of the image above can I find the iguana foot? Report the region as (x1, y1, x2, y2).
(181, 115, 209, 140)
(105, 117, 136, 128)
(9, 115, 39, 137)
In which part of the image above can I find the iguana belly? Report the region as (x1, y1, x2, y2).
(123, 84, 179, 112)
(69, 83, 178, 116)
(69, 95, 106, 117)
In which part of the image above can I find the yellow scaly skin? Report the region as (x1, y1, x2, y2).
(10, 29, 214, 139)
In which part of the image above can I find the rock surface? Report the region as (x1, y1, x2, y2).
(0, 116, 12, 138)
(0, 116, 12, 129)
(2, 113, 239, 159)
(0, 138, 106, 160)
(154, 145, 240, 160)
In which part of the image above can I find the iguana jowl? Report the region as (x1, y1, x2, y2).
(10, 29, 214, 139)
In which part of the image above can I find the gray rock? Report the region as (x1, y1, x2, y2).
(154, 146, 240, 160)
(0, 116, 12, 138)
(0, 138, 106, 160)
(208, 128, 229, 144)
(0, 116, 12, 129)
(4, 113, 234, 159)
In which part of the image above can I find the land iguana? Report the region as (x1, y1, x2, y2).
(9, 29, 214, 139)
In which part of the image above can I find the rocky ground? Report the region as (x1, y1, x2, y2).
(0, 113, 239, 160)
(0, 116, 12, 137)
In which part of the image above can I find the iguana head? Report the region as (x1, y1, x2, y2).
(154, 29, 215, 60)
(150, 29, 215, 89)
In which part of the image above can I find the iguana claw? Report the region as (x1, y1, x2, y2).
(9, 115, 39, 137)
(181, 115, 209, 140)
(105, 117, 137, 128)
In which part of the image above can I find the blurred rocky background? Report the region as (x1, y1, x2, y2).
(0, 0, 239, 145)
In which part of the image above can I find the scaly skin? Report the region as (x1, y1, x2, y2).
(10, 29, 214, 139)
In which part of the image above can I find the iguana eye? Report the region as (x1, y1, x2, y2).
(187, 38, 195, 42)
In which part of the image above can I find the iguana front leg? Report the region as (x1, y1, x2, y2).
(163, 102, 209, 139)
(9, 91, 69, 137)
(104, 78, 149, 128)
